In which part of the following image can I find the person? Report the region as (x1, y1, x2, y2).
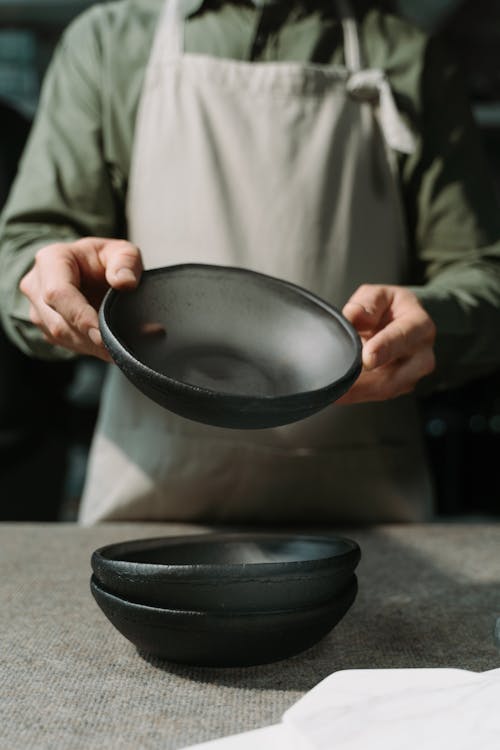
(1, 0, 500, 524)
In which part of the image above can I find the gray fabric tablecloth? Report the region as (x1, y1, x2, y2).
(1, 522, 500, 749)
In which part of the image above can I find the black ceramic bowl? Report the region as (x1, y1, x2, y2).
(90, 574, 357, 667)
(99, 264, 361, 429)
(91, 533, 361, 612)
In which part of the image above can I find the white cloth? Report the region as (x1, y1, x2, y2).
(182, 668, 500, 750)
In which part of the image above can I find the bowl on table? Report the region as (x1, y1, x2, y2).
(91, 532, 361, 611)
(90, 573, 358, 668)
(99, 264, 362, 429)
(90, 532, 361, 667)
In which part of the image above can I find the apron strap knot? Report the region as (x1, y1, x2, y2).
(347, 69, 416, 155)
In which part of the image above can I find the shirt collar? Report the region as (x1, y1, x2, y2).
(179, 0, 282, 18)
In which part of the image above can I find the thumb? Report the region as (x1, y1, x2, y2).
(342, 300, 376, 331)
(342, 285, 394, 332)
(99, 240, 143, 289)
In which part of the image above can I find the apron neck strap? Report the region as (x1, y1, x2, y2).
(154, 0, 185, 61)
(154, 0, 364, 69)
(334, 0, 363, 72)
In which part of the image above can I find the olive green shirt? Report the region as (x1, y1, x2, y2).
(1, 0, 500, 392)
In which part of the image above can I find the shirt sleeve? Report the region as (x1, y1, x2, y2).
(0, 8, 119, 360)
(401, 35, 500, 393)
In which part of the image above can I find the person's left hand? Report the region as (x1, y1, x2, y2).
(338, 284, 436, 405)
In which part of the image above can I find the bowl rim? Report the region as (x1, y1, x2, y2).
(91, 532, 361, 579)
(90, 573, 358, 619)
(99, 263, 362, 404)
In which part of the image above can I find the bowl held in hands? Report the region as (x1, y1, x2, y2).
(99, 264, 362, 429)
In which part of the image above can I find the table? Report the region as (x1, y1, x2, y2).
(1, 522, 499, 749)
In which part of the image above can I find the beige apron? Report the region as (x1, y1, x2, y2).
(79, 0, 434, 525)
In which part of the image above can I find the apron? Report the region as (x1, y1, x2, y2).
(79, 0, 434, 525)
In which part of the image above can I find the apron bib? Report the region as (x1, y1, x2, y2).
(79, 0, 434, 524)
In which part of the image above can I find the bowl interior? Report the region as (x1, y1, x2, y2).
(97, 533, 360, 570)
(104, 265, 360, 398)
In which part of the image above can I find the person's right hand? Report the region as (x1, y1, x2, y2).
(19, 237, 142, 361)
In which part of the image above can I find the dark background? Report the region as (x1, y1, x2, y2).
(0, 0, 499, 521)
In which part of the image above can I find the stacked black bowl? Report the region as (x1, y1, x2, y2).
(91, 532, 360, 667)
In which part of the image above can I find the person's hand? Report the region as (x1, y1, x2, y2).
(338, 284, 436, 404)
(19, 237, 142, 361)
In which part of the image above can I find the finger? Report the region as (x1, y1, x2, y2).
(99, 240, 143, 289)
(28, 301, 42, 328)
(20, 240, 115, 360)
(40, 308, 111, 361)
(342, 285, 394, 333)
(337, 347, 436, 405)
(35, 249, 101, 344)
(31, 294, 110, 360)
(23, 253, 108, 357)
(19, 263, 39, 301)
(363, 310, 435, 370)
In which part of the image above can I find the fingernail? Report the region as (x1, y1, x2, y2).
(89, 327, 102, 347)
(115, 268, 137, 284)
(364, 349, 379, 370)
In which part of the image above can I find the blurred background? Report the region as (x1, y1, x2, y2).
(0, 0, 499, 522)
